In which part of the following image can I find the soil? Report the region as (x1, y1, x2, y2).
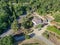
(18, 38, 47, 45)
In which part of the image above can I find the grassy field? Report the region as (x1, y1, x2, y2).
(47, 26, 60, 35)
(35, 24, 42, 29)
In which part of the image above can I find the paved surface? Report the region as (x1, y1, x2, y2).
(28, 14, 55, 45)
(34, 35, 55, 45)
(33, 25, 48, 35)
(29, 25, 55, 45)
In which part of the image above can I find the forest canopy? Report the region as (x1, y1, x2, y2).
(0, 0, 60, 34)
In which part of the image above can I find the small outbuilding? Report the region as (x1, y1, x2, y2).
(32, 16, 43, 25)
(32, 16, 48, 25)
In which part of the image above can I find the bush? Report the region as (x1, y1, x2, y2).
(47, 26, 60, 35)
(0, 35, 14, 45)
(25, 35, 30, 39)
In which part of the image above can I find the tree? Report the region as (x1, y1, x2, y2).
(54, 12, 60, 22)
(0, 0, 60, 34)
(22, 16, 33, 29)
(0, 9, 9, 34)
(25, 35, 30, 39)
(0, 35, 14, 45)
(11, 20, 19, 31)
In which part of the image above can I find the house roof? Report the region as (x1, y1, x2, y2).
(32, 16, 43, 24)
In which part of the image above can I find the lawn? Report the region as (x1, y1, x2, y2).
(47, 26, 60, 35)
(36, 24, 42, 29)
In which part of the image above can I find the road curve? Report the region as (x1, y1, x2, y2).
(34, 35, 55, 45)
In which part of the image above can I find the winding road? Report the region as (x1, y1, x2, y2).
(34, 35, 55, 45)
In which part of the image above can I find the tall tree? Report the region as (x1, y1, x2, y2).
(11, 20, 19, 31)
(0, 36, 14, 45)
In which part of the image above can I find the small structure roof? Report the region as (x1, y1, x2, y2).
(32, 16, 43, 25)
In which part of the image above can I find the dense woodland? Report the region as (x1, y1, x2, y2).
(0, 0, 60, 34)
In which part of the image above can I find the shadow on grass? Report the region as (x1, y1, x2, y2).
(29, 33, 35, 38)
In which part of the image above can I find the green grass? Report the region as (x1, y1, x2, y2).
(53, 12, 60, 22)
(36, 24, 42, 29)
(47, 26, 60, 35)
(43, 31, 49, 39)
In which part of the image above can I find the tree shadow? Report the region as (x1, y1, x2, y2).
(29, 33, 35, 38)
(13, 33, 25, 42)
(0, 26, 11, 35)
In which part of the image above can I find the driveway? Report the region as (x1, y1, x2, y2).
(34, 35, 55, 45)
(29, 25, 55, 45)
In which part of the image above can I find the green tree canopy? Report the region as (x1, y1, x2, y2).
(0, 36, 14, 45)
(11, 19, 19, 31)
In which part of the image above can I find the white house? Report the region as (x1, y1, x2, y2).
(32, 16, 54, 25)
(32, 16, 48, 25)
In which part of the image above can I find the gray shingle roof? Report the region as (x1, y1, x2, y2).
(32, 16, 43, 24)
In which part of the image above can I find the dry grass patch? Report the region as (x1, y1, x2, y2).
(18, 38, 47, 45)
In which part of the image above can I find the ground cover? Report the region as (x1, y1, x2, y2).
(43, 31, 60, 45)
(18, 38, 47, 45)
(47, 26, 60, 35)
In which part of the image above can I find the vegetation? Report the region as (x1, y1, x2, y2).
(0, 35, 14, 45)
(25, 35, 30, 39)
(0, 0, 60, 34)
(22, 20, 33, 29)
(36, 0, 60, 15)
(0, 0, 27, 34)
(43, 31, 49, 39)
(22, 43, 39, 45)
(36, 24, 42, 29)
(47, 26, 60, 35)
(22, 15, 33, 29)
(53, 12, 60, 22)
(11, 19, 19, 31)
(0, 0, 60, 45)
(54, 15, 60, 22)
